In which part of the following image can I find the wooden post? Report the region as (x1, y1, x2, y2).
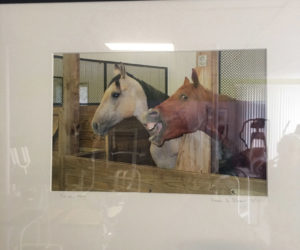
(195, 51, 219, 91)
(62, 54, 80, 155)
(52, 107, 64, 190)
(195, 51, 219, 173)
(175, 51, 219, 173)
(176, 130, 210, 173)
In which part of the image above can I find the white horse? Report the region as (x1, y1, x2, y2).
(92, 64, 180, 168)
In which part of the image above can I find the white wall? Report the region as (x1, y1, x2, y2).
(1, 1, 300, 250)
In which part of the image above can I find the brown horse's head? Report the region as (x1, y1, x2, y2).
(143, 69, 212, 146)
(92, 64, 147, 136)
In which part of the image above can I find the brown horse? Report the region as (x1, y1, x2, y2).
(144, 69, 234, 146)
(143, 69, 266, 178)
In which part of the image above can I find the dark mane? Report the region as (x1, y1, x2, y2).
(108, 74, 121, 88)
(126, 73, 169, 108)
(108, 73, 169, 108)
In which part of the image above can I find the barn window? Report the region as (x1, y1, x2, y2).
(219, 49, 267, 151)
(79, 82, 88, 104)
(53, 77, 63, 105)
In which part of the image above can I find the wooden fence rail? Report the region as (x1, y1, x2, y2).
(54, 155, 267, 196)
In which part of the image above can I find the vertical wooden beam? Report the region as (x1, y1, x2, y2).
(196, 51, 219, 173)
(195, 51, 219, 92)
(56, 108, 64, 189)
(62, 54, 80, 155)
(175, 51, 219, 174)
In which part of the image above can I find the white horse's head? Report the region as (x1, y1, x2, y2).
(92, 63, 147, 136)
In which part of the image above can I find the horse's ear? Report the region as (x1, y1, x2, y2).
(192, 68, 200, 88)
(184, 77, 191, 86)
(114, 63, 121, 76)
(113, 63, 126, 78)
(120, 63, 126, 79)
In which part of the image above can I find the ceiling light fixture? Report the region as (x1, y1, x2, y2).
(105, 43, 175, 51)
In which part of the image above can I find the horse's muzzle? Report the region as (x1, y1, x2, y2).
(92, 121, 107, 136)
(143, 108, 165, 146)
(144, 109, 160, 129)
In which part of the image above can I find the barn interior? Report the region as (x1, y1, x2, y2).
(52, 50, 267, 195)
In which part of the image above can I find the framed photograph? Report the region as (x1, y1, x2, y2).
(52, 50, 267, 196)
(1, 1, 299, 250)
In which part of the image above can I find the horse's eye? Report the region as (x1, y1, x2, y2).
(111, 92, 120, 98)
(180, 94, 188, 101)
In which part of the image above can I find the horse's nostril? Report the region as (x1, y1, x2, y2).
(92, 122, 99, 131)
(148, 109, 159, 117)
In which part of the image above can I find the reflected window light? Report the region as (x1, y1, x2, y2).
(268, 84, 300, 160)
(105, 43, 175, 51)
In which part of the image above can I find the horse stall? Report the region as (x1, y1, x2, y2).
(52, 53, 267, 196)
